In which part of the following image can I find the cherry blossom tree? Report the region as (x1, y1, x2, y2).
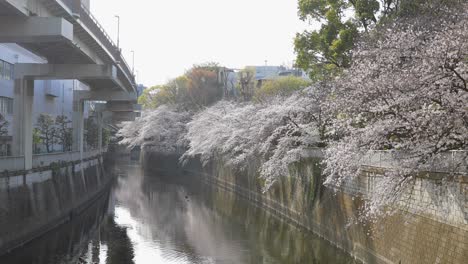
(118, 105, 192, 154)
(323, 6, 468, 218)
(182, 88, 328, 189)
(120, 81, 331, 190)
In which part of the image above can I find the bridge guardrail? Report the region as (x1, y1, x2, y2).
(32, 151, 80, 168)
(361, 150, 468, 174)
(0, 149, 104, 172)
(0, 156, 25, 172)
(79, 4, 135, 87)
(32, 149, 102, 168)
(58, 0, 135, 90)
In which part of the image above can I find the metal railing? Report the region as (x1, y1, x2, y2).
(0, 149, 104, 172)
(0, 156, 25, 172)
(361, 150, 468, 174)
(58, 0, 135, 89)
(304, 147, 324, 158)
(78, 4, 135, 86)
(33, 151, 80, 168)
(32, 149, 102, 168)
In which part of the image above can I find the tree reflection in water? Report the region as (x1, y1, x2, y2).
(0, 161, 355, 264)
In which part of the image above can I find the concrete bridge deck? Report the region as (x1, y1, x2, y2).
(0, 0, 135, 94)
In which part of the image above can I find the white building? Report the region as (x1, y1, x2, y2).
(0, 0, 138, 172)
(0, 44, 94, 156)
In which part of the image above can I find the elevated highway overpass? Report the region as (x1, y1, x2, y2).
(0, 0, 141, 169)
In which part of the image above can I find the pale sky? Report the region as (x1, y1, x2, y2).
(91, 0, 311, 87)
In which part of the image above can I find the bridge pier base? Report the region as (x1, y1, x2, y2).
(97, 112, 103, 153)
(72, 100, 84, 160)
(12, 79, 34, 170)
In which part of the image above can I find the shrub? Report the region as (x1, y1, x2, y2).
(254, 76, 310, 101)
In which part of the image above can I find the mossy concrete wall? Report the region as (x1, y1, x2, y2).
(0, 154, 113, 256)
(0, 188, 111, 263)
(181, 155, 467, 264)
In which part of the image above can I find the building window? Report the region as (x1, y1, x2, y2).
(0, 143, 11, 157)
(0, 97, 13, 115)
(0, 60, 14, 80)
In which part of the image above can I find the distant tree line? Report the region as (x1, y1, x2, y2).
(138, 63, 311, 110)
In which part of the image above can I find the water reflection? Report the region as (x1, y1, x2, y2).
(0, 161, 356, 264)
(110, 164, 246, 263)
(0, 189, 111, 264)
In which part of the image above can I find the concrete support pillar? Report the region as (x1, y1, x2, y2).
(72, 99, 84, 160)
(12, 79, 34, 170)
(97, 112, 103, 153)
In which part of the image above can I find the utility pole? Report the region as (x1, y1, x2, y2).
(135, 70, 140, 97)
(114, 15, 120, 50)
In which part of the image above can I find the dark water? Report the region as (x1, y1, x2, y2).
(0, 161, 356, 264)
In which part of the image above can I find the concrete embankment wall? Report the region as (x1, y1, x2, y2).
(143, 149, 467, 264)
(0, 154, 113, 256)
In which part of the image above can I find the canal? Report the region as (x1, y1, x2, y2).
(0, 160, 356, 264)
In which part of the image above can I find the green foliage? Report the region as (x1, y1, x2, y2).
(295, 1, 360, 81)
(138, 86, 159, 109)
(294, 0, 463, 80)
(237, 67, 256, 101)
(254, 76, 311, 101)
(102, 128, 111, 147)
(139, 76, 192, 109)
(139, 85, 172, 109)
(186, 67, 222, 108)
(191, 62, 221, 72)
(55, 115, 72, 152)
(49, 161, 62, 175)
(353, 0, 379, 30)
(36, 113, 57, 153)
(140, 63, 224, 110)
(84, 117, 99, 149)
(32, 128, 41, 144)
(170, 76, 191, 106)
(34, 114, 73, 153)
(0, 114, 8, 136)
(33, 128, 42, 154)
(393, 0, 464, 18)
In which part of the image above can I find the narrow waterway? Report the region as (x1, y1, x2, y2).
(0, 160, 356, 264)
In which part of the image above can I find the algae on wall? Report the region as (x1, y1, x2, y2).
(0, 156, 109, 255)
(202, 176, 356, 264)
(198, 154, 468, 264)
(141, 147, 468, 263)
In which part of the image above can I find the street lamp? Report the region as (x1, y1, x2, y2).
(114, 15, 120, 49)
(131, 50, 135, 75)
(136, 70, 140, 97)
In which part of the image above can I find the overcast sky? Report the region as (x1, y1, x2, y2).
(91, 0, 311, 87)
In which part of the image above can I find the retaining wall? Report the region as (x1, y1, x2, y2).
(177, 154, 467, 264)
(0, 153, 112, 256)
